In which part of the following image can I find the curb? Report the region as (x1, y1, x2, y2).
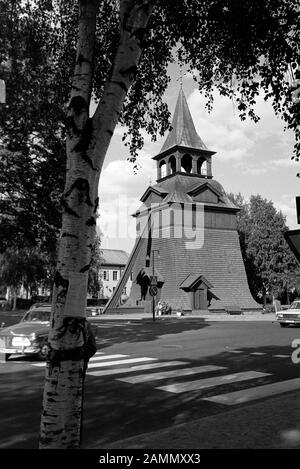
(90, 313, 276, 322)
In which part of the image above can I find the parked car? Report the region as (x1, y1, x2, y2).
(0, 305, 51, 360)
(0, 304, 98, 361)
(276, 300, 300, 327)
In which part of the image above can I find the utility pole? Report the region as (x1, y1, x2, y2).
(149, 250, 159, 322)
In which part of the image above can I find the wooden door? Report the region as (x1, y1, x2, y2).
(193, 287, 207, 309)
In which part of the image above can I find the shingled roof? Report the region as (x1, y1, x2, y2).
(160, 88, 208, 153)
(153, 174, 239, 209)
(100, 249, 129, 266)
(163, 179, 194, 204)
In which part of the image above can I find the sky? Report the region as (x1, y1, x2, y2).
(94, 64, 299, 255)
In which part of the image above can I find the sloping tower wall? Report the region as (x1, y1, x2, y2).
(105, 88, 260, 313)
(125, 212, 259, 312)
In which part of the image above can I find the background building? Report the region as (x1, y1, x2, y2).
(100, 249, 132, 301)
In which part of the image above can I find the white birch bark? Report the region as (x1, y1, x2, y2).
(39, 0, 156, 449)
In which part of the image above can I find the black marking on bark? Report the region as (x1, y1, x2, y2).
(80, 151, 96, 170)
(68, 95, 88, 115)
(54, 271, 69, 290)
(39, 436, 55, 445)
(72, 118, 93, 151)
(62, 233, 79, 239)
(76, 53, 91, 66)
(42, 411, 57, 418)
(111, 80, 128, 93)
(86, 216, 96, 226)
(65, 116, 81, 137)
(64, 178, 93, 207)
(106, 129, 113, 136)
(79, 263, 90, 273)
(120, 65, 138, 79)
(47, 318, 96, 365)
(72, 118, 96, 170)
(61, 197, 80, 218)
(51, 429, 64, 435)
(57, 317, 86, 339)
(131, 28, 147, 43)
(93, 197, 99, 213)
(87, 243, 93, 249)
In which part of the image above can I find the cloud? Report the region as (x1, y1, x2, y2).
(97, 150, 157, 252)
(187, 90, 256, 161)
(99, 150, 156, 201)
(187, 89, 295, 162)
(273, 158, 299, 168)
(240, 165, 269, 176)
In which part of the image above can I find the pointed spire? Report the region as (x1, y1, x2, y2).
(160, 88, 208, 153)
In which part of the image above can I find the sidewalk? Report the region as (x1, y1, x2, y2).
(86, 391, 300, 449)
(92, 311, 276, 322)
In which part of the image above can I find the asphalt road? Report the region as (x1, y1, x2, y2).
(0, 319, 299, 449)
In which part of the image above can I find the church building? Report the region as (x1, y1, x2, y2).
(105, 89, 260, 313)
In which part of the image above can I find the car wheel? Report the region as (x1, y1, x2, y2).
(38, 340, 49, 360)
(280, 323, 288, 327)
(4, 353, 10, 361)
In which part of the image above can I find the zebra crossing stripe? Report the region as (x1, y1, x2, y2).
(117, 365, 227, 384)
(227, 350, 243, 354)
(202, 378, 300, 405)
(30, 354, 152, 368)
(249, 352, 266, 356)
(87, 357, 157, 368)
(89, 354, 128, 361)
(30, 353, 128, 367)
(273, 355, 289, 358)
(87, 360, 187, 377)
(156, 371, 270, 394)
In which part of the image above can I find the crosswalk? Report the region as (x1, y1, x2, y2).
(30, 351, 299, 407)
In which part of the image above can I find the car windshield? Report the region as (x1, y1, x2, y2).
(290, 302, 300, 310)
(22, 310, 51, 322)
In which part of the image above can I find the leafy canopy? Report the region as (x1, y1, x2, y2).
(2, 0, 299, 165)
(229, 193, 300, 302)
(94, 0, 300, 161)
(0, 0, 299, 253)
(0, 0, 75, 254)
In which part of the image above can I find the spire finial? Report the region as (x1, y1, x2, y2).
(179, 64, 183, 88)
(176, 64, 184, 89)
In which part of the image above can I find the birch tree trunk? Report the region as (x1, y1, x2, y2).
(39, 0, 156, 449)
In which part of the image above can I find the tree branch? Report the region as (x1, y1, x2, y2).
(92, 0, 156, 171)
(69, 0, 100, 108)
